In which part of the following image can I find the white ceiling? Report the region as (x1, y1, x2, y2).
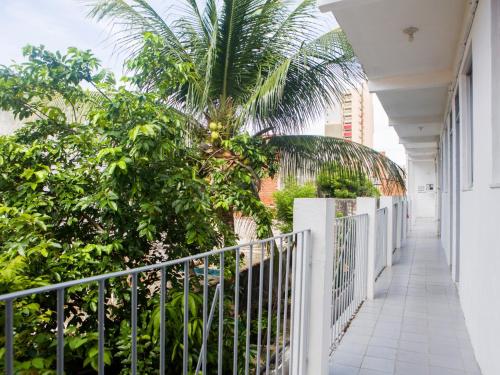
(319, 0, 470, 161)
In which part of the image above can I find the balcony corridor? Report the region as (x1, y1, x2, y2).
(329, 220, 482, 375)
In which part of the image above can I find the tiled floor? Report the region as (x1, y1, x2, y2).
(329, 220, 482, 375)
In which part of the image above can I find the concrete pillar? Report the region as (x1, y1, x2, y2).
(396, 198, 403, 249)
(402, 198, 408, 243)
(380, 196, 396, 268)
(291, 198, 335, 375)
(356, 197, 377, 300)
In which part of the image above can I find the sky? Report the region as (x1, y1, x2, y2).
(0, 0, 406, 165)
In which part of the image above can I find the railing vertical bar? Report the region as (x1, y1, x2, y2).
(333, 220, 341, 342)
(160, 267, 166, 375)
(332, 220, 337, 344)
(203, 257, 208, 375)
(346, 219, 353, 327)
(340, 220, 348, 331)
(338, 220, 345, 336)
(288, 234, 298, 374)
(347, 219, 354, 322)
(265, 241, 274, 375)
(281, 237, 291, 375)
(364, 215, 369, 298)
(295, 232, 305, 370)
(358, 216, 364, 303)
(244, 244, 253, 375)
(275, 237, 283, 373)
(351, 217, 357, 317)
(57, 288, 65, 375)
(218, 252, 224, 375)
(233, 249, 240, 375)
(131, 273, 138, 375)
(256, 242, 265, 374)
(331, 220, 336, 344)
(343, 219, 350, 330)
(353, 217, 359, 310)
(5, 299, 14, 375)
(345, 219, 352, 325)
(183, 261, 189, 375)
(98, 280, 105, 374)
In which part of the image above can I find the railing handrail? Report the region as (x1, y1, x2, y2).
(0, 229, 309, 302)
(333, 213, 368, 221)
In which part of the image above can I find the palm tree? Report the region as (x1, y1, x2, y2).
(87, 0, 404, 233)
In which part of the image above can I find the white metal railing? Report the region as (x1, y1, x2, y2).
(0, 230, 309, 375)
(330, 214, 368, 351)
(375, 207, 388, 279)
(1, 196, 409, 375)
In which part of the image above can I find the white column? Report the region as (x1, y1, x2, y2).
(291, 198, 335, 375)
(402, 198, 408, 243)
(396, 198, 403, 249)
(380, 196, 396, 268)
(356, 197, 377, 300)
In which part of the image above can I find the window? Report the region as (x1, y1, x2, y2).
(492, 0, 500, 185)
(461, 57, 474, 190)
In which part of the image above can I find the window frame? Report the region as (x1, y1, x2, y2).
(492, 0, 500, 187)
(459, 47, 474, 191)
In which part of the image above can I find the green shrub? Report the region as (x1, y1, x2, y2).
(316, 164, 380, 199)
(273, 181, 316, 232)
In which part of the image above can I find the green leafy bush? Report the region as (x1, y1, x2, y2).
(272, 181, 316, 232)
(0, 45, 266, 374)
(316, 164, 380, 199)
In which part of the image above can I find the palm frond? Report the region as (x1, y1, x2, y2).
(269, 135, 406, 191)
(86, 0, 189, 62)
(249, 29, 364, 134)
(87, 0, 364, 136)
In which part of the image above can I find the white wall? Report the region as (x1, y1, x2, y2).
(408, 159, 437, 221)
(0, 111, 23, 135)
(439, 1, 500, 373)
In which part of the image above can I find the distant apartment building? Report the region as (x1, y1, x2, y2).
(324, 81, 374, 147)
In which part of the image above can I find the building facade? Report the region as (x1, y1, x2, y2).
(324, 81, 374, 147)
(319, 0, 500, 373)
(0, 111, 23, 135)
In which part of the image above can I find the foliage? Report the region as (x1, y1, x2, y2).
(272, 165, 379, 230)
(0, 45, 267, 373)
(272, 180, 316, 232)
(317, 164, 380, 199)
(0, 0, 406, 370)
(87, 0, 406, 190)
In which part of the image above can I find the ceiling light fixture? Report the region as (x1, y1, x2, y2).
(403, 26, 419, 42)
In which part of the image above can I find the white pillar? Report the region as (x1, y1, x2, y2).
(380, 196, 396, 268)
(402, 198, 408, 243)
(291, 198, 335, 375)
(396, 198, 403, 249)
(356, 197, 377, 300)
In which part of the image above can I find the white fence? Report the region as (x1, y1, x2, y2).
(291, 196, 408, 375)
(330, 214, 368, 351)
(0, 231, 309, 375)
(0, 196, 408, 375)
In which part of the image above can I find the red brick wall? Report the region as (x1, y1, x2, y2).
(259, 177, 279, 207)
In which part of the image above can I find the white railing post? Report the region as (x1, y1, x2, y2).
(380, 196, 396, 268)
(396, 198, 403, 249)
(356, 197, 377, 300)
(291, 198, 335, 375)
(402, 198, 408, 242)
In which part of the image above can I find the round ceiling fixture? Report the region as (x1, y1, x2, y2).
(403, 26, 419, 42)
